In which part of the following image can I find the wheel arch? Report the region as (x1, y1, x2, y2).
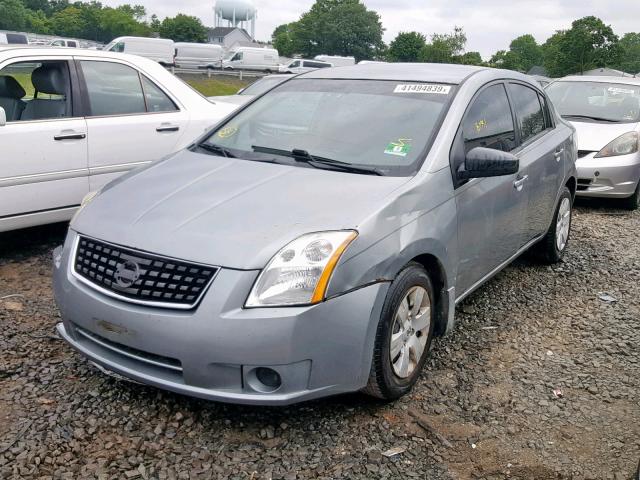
(566, 176, 577, 200)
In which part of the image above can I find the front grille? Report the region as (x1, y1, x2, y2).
(578, 150, 596, 158)
(74, 236, 217, 309)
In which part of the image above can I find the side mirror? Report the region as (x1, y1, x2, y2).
(0, 106, 5, 127)
(457, 147, 519, 180)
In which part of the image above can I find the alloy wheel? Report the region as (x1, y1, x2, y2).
(556, 197, 571, 252)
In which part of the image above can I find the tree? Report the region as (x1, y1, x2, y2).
(49, 5, 84, 37)
(289, 0, 385, 61)
(616, 32, 640, 74)
(457, 51, 483, 66)
(26, 8, 50, 34)
(544, 16, 620, 76)
(387, 31, 426, 62)
(99, 7, 149, 42)
(420, 26, 466, 63)
(159, 14, 206, 43)
(0, 0, 30, 30)
(272, 23, 297, 57)
(508, 34, 543, 72)
(149, 14, 161, 33)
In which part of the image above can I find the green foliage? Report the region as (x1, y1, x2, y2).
(0, 0, 30, 30)
(272, 0, 385, 61)
(272, 23, 297, 57)
(490, 35, 542, 72)
(420, 27, 467, 63)
(457, 51, 484, 66)
(543, 16, 620, 76)
(387, 32, 426, 62)
(49, 6, 84, 37)
(159, 14, 207, 43)
(615, 33, 640, 74)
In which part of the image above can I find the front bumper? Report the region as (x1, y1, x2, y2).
(576, 152, 640, 198)
(53, 231, 388, 405)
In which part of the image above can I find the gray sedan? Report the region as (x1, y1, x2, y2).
(546, 76, 640, 209)
(53, 64, 577, 405)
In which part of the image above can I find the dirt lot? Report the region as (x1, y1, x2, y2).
(0, 200, 638, 480)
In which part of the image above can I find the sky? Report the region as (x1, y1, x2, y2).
(103, 0, 640, 59)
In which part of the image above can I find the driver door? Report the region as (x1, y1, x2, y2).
(452, 82, 529, 295)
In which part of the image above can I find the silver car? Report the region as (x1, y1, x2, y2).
(546, 76, 640, 209)
(53, 64, 577, 405)
(208, 74, 295, 107)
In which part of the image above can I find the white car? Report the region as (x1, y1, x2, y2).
(278, 59, 332, 74)
(104, 37, 175, 66)
(0, 47, 237, 232)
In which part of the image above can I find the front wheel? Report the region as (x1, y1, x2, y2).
(363, 263, 435, 401)
(535, 186, 573, 263)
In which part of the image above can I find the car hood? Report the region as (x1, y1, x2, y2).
(569, 120, 639, 152)
(73, 151, 410, 270)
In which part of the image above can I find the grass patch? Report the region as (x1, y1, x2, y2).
(179, 74, 251, 97)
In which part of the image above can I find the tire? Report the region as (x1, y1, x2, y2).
(363, 263, 435, 401)
(621, 181, 640, 211)
(535, 186, 573, 264)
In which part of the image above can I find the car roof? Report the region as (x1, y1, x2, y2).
(299, 62, 491, 84)
(0, 46, 154, 62)
(555, 75, 640, 86)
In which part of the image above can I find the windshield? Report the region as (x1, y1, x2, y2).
(546, 81, 640, 123)
(202, 79, 453, 176)
(241, 76, 291, 96)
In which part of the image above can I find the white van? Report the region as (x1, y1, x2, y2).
(279, 58, 332, 74)
(314, 55, 356, 67)
(175, 43, 223, 70)
(48, 38, 79, 48)
(0, 33, 29, 45)
(222, 47, 280, 72)
(105, 37, 175, 66)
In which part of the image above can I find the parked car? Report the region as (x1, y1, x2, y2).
(54, 63, 577, 406)
(221, 47, 280, 73)
(0, 46, 237, 232)
(208, 74, 295, 106)
(0, 32, 28, 45)
(175, 42, 223, 70)
(279, 59, 332, 74)
(531, 74, 551, 88)
(314, 55, 356, 67)
(104, 37, 175, 66)
(546, 76, 640, 209)
(48, 38, 79, 48)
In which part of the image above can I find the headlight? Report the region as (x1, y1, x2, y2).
(595, 131, 638, 158)
(246, 230, 358, 307)
(71, 191, 99, 223)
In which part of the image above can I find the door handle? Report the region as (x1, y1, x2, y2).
(513, 175, 529, 192)
(156, 124, 180, 133)
(554, 148, 564, 162)
(54, 132, 86, 141)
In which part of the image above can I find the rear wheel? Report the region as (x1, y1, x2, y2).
(535, 187, 573, 264)
(621, 181, 640, 210)
(363, 263, 435, 401)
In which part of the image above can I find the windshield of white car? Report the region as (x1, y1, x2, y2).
(241, 76, 290, 96)
(201, 79, 454, 176)
(546, 81, 640, 123)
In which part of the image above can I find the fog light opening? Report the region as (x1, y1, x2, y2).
(247, 367, 282, 393)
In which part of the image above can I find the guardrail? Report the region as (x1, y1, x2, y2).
(167, 66, 268, 81)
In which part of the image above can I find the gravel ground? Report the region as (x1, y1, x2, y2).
(0, 200, 638, 480)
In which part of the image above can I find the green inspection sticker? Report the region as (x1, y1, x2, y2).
(384, 138, 412, 157)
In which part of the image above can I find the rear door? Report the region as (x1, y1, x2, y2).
(0, 57, 88, 229)
(76, 58, 190, 191)
(507, 82, 563, 241)
(452, 82, 529, 294)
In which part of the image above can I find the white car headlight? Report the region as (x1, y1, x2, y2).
(595, 131, 639, 158)
(246, 231, 358, 307)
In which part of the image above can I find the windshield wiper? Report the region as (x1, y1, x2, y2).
(251, 145, 383, 176)
(196, 142, 237, 158)
(561, 114, 619, 123)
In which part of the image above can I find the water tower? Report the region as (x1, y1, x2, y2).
(214, 0, 257, 40)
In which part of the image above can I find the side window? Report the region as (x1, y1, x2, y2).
(0, 60, 72, 122)
(231, 52, 243, 61)
(142, 76, 178, 112)
(538, 92, 554, 130)
(68, 41, 77, 48)
(109, 42, 125, 53)
(51, 40, 64, 47)
(509, 83, 545, 144)
(461, 83, 516, 154)
(290, 60, 301, 68)
(81, 61, 146, 116)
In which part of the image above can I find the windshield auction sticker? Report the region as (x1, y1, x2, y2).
(394, 84, 451, 94)
(385, 138, 413, 157)
(217, 126, 238, 138)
